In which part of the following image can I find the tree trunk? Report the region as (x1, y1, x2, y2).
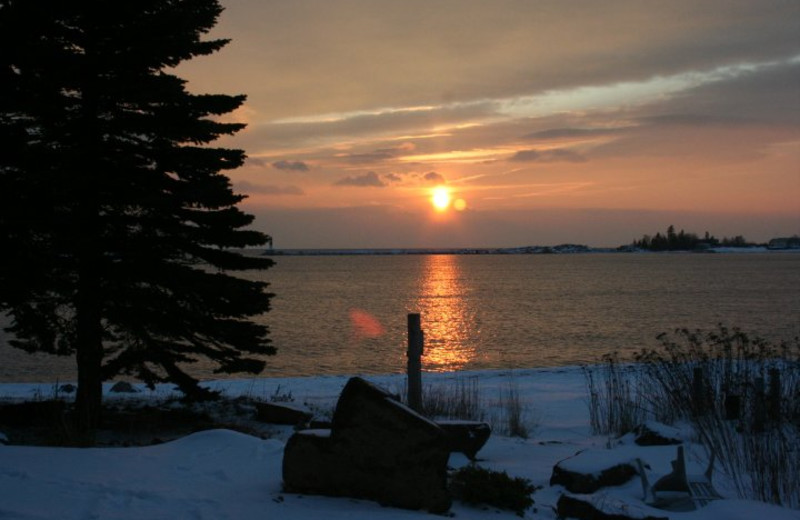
(74, 259, 103, 439)
(74, 16, 104, 439)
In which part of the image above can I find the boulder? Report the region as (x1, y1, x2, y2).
(58, 384, 77, 394)
(282, 429, 336, 491)
(437, 420, 491, 460)
(109, 381, 138, 393)
(283, 377, 451, 513)
(633, 422, 682, 446)
(550, 449, 638, 493)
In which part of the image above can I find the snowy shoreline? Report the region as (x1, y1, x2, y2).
(1, 367, 798, 519)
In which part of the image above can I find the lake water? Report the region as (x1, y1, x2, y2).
(1, 252, 799, 382)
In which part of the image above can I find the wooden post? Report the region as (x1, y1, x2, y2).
(407, 313, 424, 413)
(753, 377, 766, 433)
(692, 367, 706, 416)
(724, 393, 741, 421)
(768, 368, 781, 422)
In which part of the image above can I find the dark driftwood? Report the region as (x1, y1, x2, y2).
(282, 377, 451, 513)
(252, 402, 312, 425)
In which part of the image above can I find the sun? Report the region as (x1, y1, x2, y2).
(431, 186, 451, 211)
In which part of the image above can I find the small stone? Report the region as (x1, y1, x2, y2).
(634, 422, 682, 446)
(550, 449, 638, 493)
(110, 381, 138, 393)
(58, 384, 77, 394)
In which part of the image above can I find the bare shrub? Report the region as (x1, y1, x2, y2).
(583, 352, 646, 437)
(635, 326, 800, 508)
(416, 376, 484, 422)
(502, 380, 528, 438)
(490, 378, 538, 439)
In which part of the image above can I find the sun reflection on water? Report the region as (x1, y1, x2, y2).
(413, 255, 479, 372)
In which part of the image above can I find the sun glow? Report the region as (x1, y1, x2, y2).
(431, 186, 451, 211)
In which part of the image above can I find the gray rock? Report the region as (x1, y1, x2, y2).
(550, 449, 638, 493)
(633, 422, 682, 446)
(437, 420, 491, 460)
(58, 384, 77, 394)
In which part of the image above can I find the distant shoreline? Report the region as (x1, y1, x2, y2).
(260, 245, 799, 256)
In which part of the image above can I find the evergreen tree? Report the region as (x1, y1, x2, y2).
(0, 0, 274, 433)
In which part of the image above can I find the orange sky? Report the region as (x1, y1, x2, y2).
(179, 0, 800, 248)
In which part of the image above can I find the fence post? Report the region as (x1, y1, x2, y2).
(753, 377, 766, 433)
(407, 313, 424, 413)
(724, 393, 741, 421)
(768, 368, 781, 422)
(692, 367, 706, 416)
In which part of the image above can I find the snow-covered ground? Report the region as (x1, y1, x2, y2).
(1, 368, 798, 519)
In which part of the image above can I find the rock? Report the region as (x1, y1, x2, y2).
(109, 381, 138, 393)
(437, 420, 491, 460)
(282, 429, 336, 491)
(58, 384, 77, 394)
(550, 449, 638, 493)
(283, 377, 451, 513)
(633, 422, 682, 446)
(253, 401, 312, 425)
(557, 494, 668, 520)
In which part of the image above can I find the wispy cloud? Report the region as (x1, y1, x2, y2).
(334, 171, 387, 187)
(509, 149, 587, 163)
(422, 172, 446, 185)
(235, 181, 305, 195)
(272, 160, 310, 172)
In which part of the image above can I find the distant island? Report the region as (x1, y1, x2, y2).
(629, 225, 800, 252)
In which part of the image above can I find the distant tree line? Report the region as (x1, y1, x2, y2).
(631, 225, 757, 251)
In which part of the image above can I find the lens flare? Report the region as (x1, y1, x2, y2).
(349, 308, 385, 339)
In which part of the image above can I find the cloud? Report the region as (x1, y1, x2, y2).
(244, 157, 269, 167)
(337, 142, 419, 165)
(333, 171, 387, 187)
(341, 151, 395, 164)
(384, 173, 403, 183)
(509, 149, 587, 163)
(375, 142, 416, 154)
(640, 60, 800, 128)
(192, 1, 800, 126)
(235, 181, 304, 195)
(523, 127, 622, 140)
(243, 101, 499, 151)
(423, 171, 446, 184)
(272, 160, 310, 172)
